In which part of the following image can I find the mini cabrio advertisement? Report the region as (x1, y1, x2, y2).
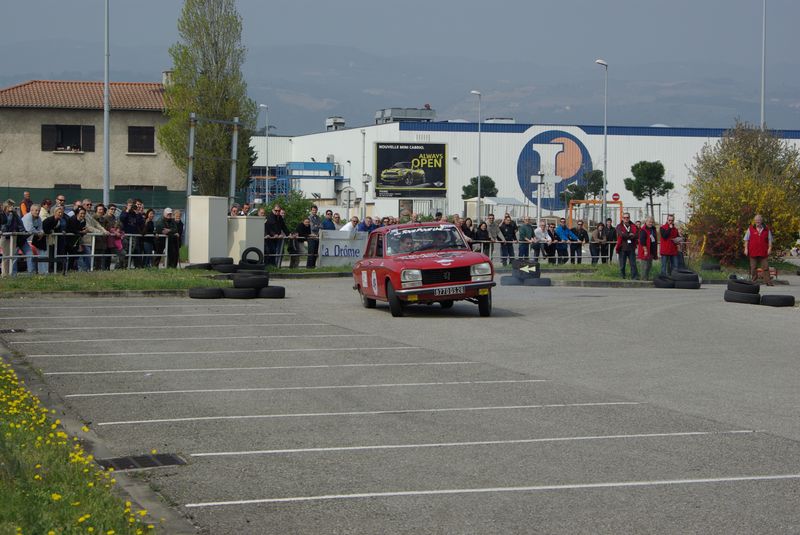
(374, 143, 447, 198)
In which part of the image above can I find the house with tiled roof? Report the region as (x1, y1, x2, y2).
(0, 76, 184, 207)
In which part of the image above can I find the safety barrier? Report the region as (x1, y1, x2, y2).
(0, 232, 170, 276)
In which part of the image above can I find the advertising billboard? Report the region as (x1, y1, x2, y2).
(375, 143, 447, 198)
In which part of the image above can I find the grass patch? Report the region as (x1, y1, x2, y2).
(0, 269, 228, 294)
(0, 358, 156, 534)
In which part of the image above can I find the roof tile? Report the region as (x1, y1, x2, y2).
(0, 80, 164, 111)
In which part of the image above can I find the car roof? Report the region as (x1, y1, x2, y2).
(369, 222, 458, 236)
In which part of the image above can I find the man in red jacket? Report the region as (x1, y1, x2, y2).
(744, 214, 773, 285)
(615, 212, 639, 280)
(659, 214, 681, 276)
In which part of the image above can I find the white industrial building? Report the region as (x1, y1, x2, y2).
(251, 112, 800, 223)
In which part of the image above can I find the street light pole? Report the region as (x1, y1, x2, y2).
(760, 0, 766, 130)
(470, 90, 482, 222)
(259, 104, 269, 204)
(595, 59, 608, 222)
(102, 0, 110, 206)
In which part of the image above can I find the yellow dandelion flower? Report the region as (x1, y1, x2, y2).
(51, 493, 62, 501)
(138, 510, 147, 517)
(150, 449, 157, 454)
(82, 425, 89, 432)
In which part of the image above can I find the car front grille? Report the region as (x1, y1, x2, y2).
(421, 266, 471, 285)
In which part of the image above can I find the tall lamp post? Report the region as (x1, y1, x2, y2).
(595, 59, 608, 222)
(259, 104, 269, 204)
(470, 90, 482, 222)
(760, 0, 766, 130)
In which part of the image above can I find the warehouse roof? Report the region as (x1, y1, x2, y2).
(0, 80, 165, 111)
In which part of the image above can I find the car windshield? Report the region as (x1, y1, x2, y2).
(386, 226, 468, 255)
(393, 162, 411, 169)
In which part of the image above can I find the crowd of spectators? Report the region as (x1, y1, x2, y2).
(1, 192, 182, 276)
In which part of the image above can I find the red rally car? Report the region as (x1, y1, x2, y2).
(353, 222, 496, 317)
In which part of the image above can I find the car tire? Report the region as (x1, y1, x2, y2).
(188, 287, 223, 299)
(240, 247, 265, 265)
(360, 288, 376, 308)
(500, 275, 524, 286)
(670, 269, 699, 282)
(233, 275, 269, 289)
(186, 263, 212, 270)
(653, 275, 676, 288)
(258, 286, 285, 299)
(674, 280, 701, 289)
(727, 279, 759, 294)
(210, 257, 234, 265)
(440, 300, 454, 309)
(222, 287, 258, 299)
(760, 294, 795, 307)
(523, 277, 552, 286)
(238, 262, 267, 271)
(213, 264, 237, 274)
(478, 291, 492, 317)
(724, 289, 760, 304)
(403, 173, 414, 186)
(386, 281, 404, 317)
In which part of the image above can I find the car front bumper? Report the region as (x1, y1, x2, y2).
(395, 281, 496, 300)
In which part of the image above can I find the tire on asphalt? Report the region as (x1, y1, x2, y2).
(653, 275, 676, 288)
(386, 281, 404, 317)
(760, 294, 795, 307)
(670, 269, 700, 282)
(500, 275, 524, 286)
(727, 279, 759, 294)
(186, 263, 212, 270)
(674, 280, 701, 289)
(233, 275, 270, 289)
(523, 277, 552, 286)
(477, 291, 492, 317)
(238, 262, 267, 271)
(212, 264, 237, 274)
(258, 286, 286, 299)
(188, 287, 223, 299)
(723, 289, 760, 304)
(359, 288, 376, 308)
(209, 257, 234, 265)
(222, 287, 258, 299)
(439, 300, 454, 309)
(240, 247, 265, 265)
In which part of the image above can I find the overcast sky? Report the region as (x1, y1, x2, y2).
(2, 0, 799, 132)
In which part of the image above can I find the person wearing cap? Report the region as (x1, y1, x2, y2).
(156, 207, 180, 268)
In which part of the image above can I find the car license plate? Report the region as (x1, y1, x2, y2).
(434, 285, 465, 296)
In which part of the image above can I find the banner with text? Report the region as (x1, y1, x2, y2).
(318, 230, 369, 267)
(375, 143, 447, 198)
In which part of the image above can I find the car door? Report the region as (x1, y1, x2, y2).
(358, 234, 378, 297)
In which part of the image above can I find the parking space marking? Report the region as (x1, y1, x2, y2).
(97, 401, 641, 426)
(0, 304, 268, 310)
(184, 473, 800, 507)
(20, 324, 298, 332)
(26, 343, 406, 359)
(65, 379, 548, 398)
(16, 330, 348, 347)
(190, 430, 756, 458)
(44, 361, 479, 376)
(0, 312, 293, 320)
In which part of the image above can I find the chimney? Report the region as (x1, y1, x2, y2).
(161, 70, 174, 87)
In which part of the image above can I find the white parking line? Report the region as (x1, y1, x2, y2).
(191, 430, 756, 458)
(26, 343, 405, 358)
(65, 379, 547, 398)
(97, 401, 641, 426)
(16, 330, 348, 347)
(20, 324, 296, 332)
(1, 312, 293, 320)
(44, 361, 479, 376)
(184, 474, 800, 507)
(0, 304, 267, 310)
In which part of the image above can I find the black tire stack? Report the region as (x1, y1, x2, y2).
(724, 277, 795, 307)
(188, 251, 285, 299)
(652, 268, 701, 290)
(500, 260, 551, 287)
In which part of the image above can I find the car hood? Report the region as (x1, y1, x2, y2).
(391, 250, 490, 269)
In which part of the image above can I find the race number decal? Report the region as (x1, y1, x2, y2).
(371, 270, 378, 294)
(361, 271, 368, 289)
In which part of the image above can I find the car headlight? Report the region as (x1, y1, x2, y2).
(401, 269, 423, 288)
(471, 262, 492, 282)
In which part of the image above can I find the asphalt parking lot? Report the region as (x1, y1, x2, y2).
(1, 277, 799, 534)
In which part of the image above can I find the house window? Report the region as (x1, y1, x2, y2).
(41, 125, 95, 152)
(128, 126, 155, 153)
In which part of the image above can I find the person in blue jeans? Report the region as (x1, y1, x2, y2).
(615, 212, 639, 279)
(555, 218, 579, 265)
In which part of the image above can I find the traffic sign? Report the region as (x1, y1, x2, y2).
(612, 192, 620, 201)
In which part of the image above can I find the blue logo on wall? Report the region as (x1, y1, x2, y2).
(516, 130, 593, 212)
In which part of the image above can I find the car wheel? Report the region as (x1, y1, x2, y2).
(403, 173, 414, 186)
(386, 281, 404, 317)
(760, 294, 795, 307)
(360, 287, 376, 308)
(258, 286, 285, 299)
(440, 300, 454, 309)
(478, 291, 492, 317)
(727, 279, 759, 294)
(723, 289, 760, 305)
